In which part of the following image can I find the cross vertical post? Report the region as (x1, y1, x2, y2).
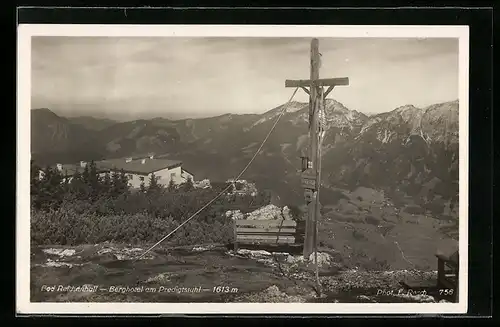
(285, 38, 349, 260)
(304, 38, 320, 259)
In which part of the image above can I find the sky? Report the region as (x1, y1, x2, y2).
(31, 36, 459, 120)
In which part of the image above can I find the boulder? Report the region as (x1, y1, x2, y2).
(282, 206, 292, 220)
(225, 209, 245, 220)
(247, 204, 283, 220)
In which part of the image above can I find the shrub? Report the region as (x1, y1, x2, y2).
(181, 176, 195, 192)
(287, 205, 303, 221)
(30, 161, 240, 247)
(365, 215, 379, 225)
(352, 230, 368, 241)
(424, 200, 445, 215)
(350, 249, 392, 271)
(235, 182, 244, 191)
(403, 205, 426, 215)
(363, 258, 391, 271)
(31, 206, 234, 246)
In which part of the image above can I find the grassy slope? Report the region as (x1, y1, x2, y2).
(317, 186, 458, 271)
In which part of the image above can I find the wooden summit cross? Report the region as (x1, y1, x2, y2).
(285, 38, 349, 259)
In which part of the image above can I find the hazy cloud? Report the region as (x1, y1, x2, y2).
(31, 36, 459, 120)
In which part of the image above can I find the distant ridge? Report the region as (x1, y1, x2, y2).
(30, 99, 459, 208)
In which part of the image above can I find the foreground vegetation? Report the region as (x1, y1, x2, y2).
(30, 160, 274, 246)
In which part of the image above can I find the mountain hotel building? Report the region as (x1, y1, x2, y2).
(43, 154, 194, 188)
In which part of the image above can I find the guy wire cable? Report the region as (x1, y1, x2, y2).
(134, 87, 299, 262)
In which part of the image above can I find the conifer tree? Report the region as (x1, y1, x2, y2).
(69, 170, 86, 197)
(89, 161, 99, 185)
(183, 176, 194, 192)
(30, 160, 42, 209)
(167, 179, 176, 192)
(61, 171, 70, 192)
(37, 166, 64, 211)
(82, 164, 90, 184)
(147, 173, 162, 195)
(110, 170, 120, 196)
(140, 180, 146, 193)
(88, 161, 100, 199)
(119, 169, 130, 195)
(110, 170, 129, 197)
(101, 171, 112, 195)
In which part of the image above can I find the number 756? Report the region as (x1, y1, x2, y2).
(439, 289, 454, 296)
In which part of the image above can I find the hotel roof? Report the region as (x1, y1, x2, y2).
(51, 157, 183, 176)
(96, 158, 182, 175)
(53, 164, 109, 177)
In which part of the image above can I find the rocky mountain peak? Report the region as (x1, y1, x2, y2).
(323, 99, 368, 129)
(324, 98, 349, 112)
(420, 100, 459, 144)
(389, 104, 422, 123)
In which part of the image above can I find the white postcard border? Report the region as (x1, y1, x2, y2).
(17, 24, 469, 315)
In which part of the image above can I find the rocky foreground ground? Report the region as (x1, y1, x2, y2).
(30, 243, 453, 303)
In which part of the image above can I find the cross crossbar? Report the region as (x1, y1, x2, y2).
(285, 77, 349, 88)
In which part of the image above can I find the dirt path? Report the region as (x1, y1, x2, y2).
(30, 243, 449, 303)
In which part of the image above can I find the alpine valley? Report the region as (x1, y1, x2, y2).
(30, 98, 459, 221)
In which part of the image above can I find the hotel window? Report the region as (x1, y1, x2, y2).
(157, 176, 162, 180)
(171, 172, 176, 178)
(128, 174, 133, 180)
(139, 176, 144, 181)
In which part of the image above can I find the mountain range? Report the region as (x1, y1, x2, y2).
(30, 98, 459, 213)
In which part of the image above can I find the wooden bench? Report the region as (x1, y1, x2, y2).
(436, 250, 459, 302)
(233, 219, 303, 252)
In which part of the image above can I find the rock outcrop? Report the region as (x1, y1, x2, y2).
(225, 204, 295, 221)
